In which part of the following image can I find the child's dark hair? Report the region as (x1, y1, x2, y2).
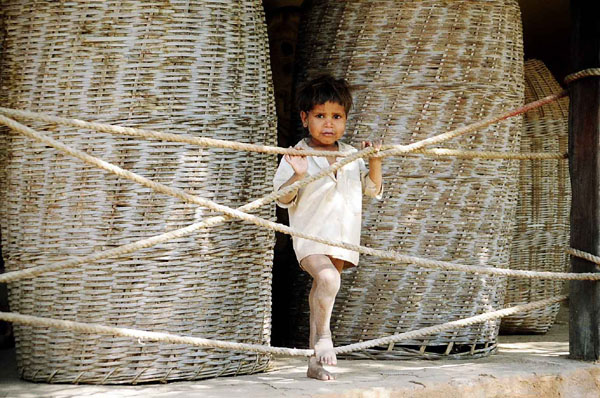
(296, 75, 353, 115)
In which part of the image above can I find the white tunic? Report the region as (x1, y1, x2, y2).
(273, 138, 382, 266)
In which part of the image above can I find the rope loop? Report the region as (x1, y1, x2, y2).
(564, 68, 600, 85)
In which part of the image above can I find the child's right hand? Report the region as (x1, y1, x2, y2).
(284, 147, 308, 177)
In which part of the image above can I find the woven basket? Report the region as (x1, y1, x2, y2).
(288, 0, 524, 358)
(0, 1, 276, 384)
(500, 60, 570, 334)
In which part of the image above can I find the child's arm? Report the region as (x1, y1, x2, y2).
(277, 150, 308, 205)
(362, 140, 383, 194)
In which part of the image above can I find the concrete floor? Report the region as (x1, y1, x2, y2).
(1, 304, 599, 398)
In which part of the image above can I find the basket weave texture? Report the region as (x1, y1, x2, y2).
(500, 59, 570, 334)
(0, 1, 276, 384)
(289, 0, 524, 359)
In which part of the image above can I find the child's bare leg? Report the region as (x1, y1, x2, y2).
(301, 255, 343, 380)
(307, 280, 333, 380)
(305, 256, 340, 364)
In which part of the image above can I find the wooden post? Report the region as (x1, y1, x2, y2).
(568, 0, 600, 361)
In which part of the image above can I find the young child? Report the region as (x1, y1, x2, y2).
(273, 75, 383, 381)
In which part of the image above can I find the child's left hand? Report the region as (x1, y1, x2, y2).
(362, 139, 383, 194)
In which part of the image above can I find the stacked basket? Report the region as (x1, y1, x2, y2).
(501, 60, 570, 334)
(0, 1, 276, 383)
(290, 0, 524, 358)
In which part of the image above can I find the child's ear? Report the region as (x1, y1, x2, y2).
(300, 111, 308, 127)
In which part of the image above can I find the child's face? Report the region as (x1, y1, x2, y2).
(300, 101, 347, 147)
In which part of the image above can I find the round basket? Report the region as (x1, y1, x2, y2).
(0, 1, 277, 384)
(500, 59, 570, 334)
(289, 0, 524, 358)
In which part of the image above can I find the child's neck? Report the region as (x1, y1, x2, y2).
(306, 137, 338, 151)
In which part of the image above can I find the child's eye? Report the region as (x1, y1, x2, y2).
(315, 114, 324, 118)
(334, 115, 342, 119)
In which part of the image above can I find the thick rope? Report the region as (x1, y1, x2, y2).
(377, 91, 567, 158)
(564, 68, 600, 85)
(0, 93, 566, 161)
(0, 71, 591, 359)
(413, 148, 566, 160)
(0, 113, 376, 283)
(0, 295, 567, 357)
(567, 247, 600, 266)
(335, 295, 567, 354)
(1, 114, 598, 282)
(0, 107, 340, 157)
(0, 311, 311, 357)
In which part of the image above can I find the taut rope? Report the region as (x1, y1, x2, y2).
(0, 295, 566, 357)
(0, 114, 598, 282)
(0, 95, 567, 161)
(1, 68, 599, 357)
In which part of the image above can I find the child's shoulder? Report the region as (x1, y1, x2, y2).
(338, 141, 358, 153)
(293, 138, 309, 149)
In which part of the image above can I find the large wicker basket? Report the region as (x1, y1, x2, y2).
(500, 59, 570, 334)
(288, 0, 524, 358)
(0, 1, 277, 384)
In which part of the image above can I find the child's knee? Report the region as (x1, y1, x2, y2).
(316, 269, 341, 295)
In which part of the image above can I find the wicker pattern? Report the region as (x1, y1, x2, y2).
(289, 0, 524, 358)
(501, 59, 570, 334)
(0, 1, 276, 384)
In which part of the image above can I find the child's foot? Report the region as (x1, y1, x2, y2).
(307, 357, 335, 381)
(314, 333, 336, 365)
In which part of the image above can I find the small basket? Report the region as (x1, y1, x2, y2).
(500, 59, 570, 334)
